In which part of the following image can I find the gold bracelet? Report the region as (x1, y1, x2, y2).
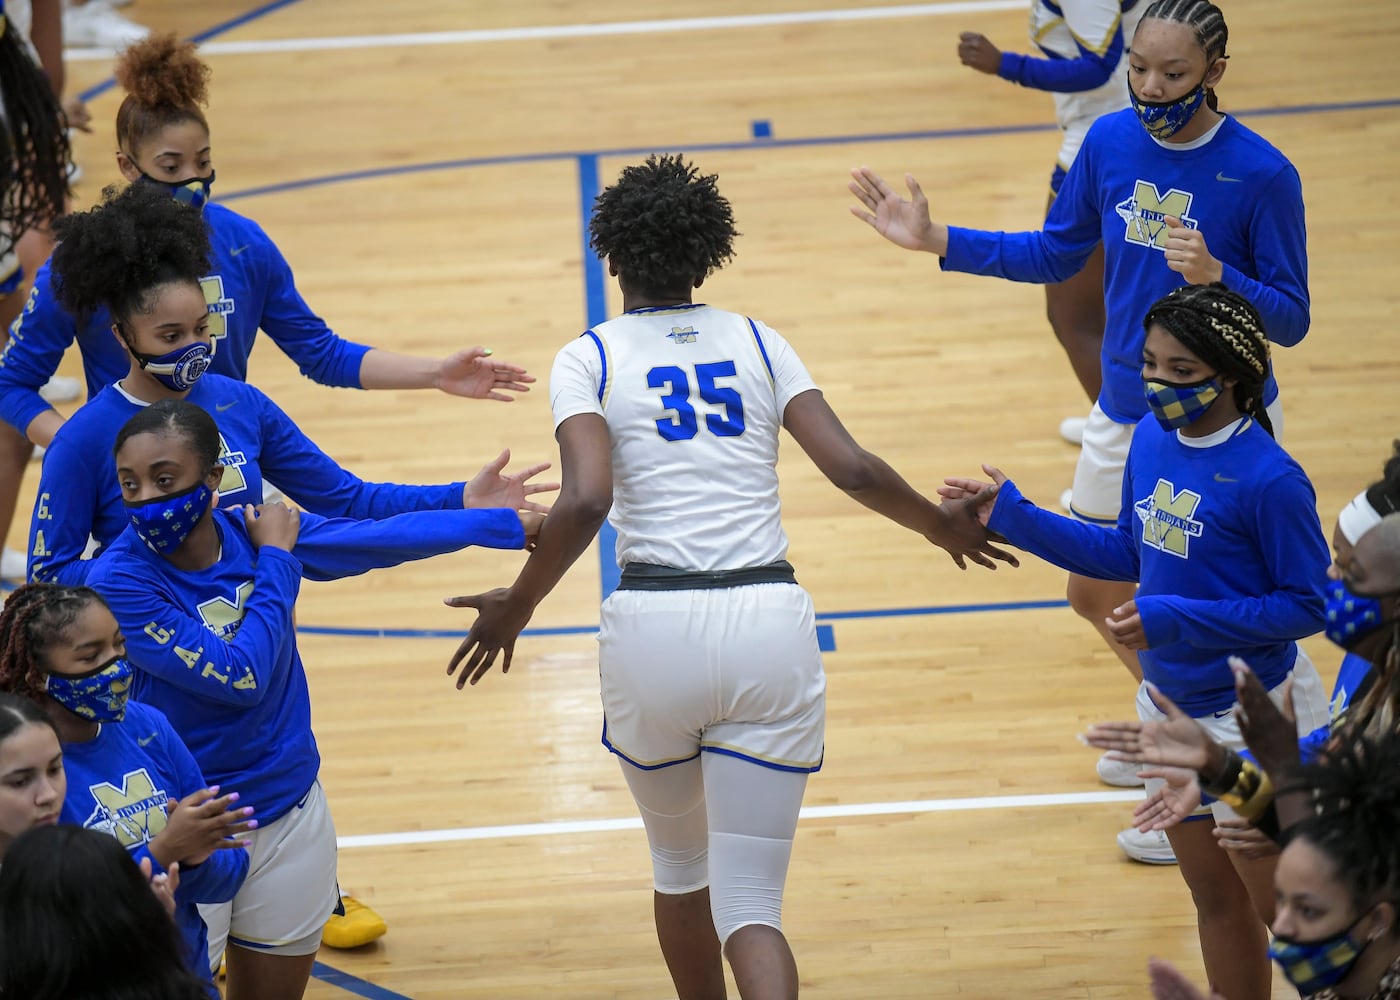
(1216, 758, 1275, 821)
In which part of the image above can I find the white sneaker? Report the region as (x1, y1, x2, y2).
(1, 548, 27, 581)
(1117, 827, 1177, 865)
(62, 1, 149, 47)
(1060, 488, 1074, 513)
(38, 375, 81, 404)
(1096, 752, 1146, 787)
(1059, 415, 1088, 446)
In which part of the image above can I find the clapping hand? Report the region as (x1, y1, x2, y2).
(436, 348, 535, 401)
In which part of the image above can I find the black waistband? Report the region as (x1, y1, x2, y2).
(617, 560, 798, 591)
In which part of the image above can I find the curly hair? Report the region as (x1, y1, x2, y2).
(49, 182, 211, 328)
(1142, 282, 1273, 436)
(114, 33, 212, 160)
(0, 583, 108, 705)
(1284, 728, 1400, 912)
(589, 154, 738, 298)
(0, 20, 71, 257)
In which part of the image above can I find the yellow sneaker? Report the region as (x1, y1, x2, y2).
(321, 895, 387, 949)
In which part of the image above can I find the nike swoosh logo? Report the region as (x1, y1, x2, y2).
(1213, 473, 1239, 483)
(229, 245, 251, 256)
(216, 401, 238, 412)
(1215, 172, 1243, 183)
(137, 733, 158, 747)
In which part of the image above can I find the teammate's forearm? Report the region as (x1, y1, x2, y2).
(25, 408, 63, 448)
(357, 348, 440, 390)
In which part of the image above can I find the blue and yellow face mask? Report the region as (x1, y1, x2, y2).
(44, 656, 134, 723)
(138, 169, 216, 212)
(1143, 374, 1223, 430)
(1268, 915, 1372, 995)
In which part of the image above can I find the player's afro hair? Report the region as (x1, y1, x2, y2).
(589, 154, 738, 297)
(49, 182, 211, 327)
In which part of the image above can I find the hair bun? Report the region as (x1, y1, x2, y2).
(114, 33, 210, 110)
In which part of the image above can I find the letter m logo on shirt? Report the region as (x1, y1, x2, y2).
(1134, 478, 1204, 558)
(83, 768, 169, 848)
(1115, 180, 1197, 250)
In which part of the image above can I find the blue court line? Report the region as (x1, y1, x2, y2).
(215, 95, 1400, 205)
(77, 0, 308, 102)
(309, 962, 411, 1000)
(574, 153, 623, 600)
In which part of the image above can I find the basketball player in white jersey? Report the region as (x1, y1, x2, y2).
(444, 154, 1016, 1000)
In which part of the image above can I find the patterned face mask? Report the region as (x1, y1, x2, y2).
(1129, 76, 1209, 140)
(1324, 578, 1393, 649)
(138, 169, 216, 212)
(1143, 375, 1222, 430)
(44, 656, 134, 723)
(124, 480, 214, 553)
(1269, 915, 1371, 996)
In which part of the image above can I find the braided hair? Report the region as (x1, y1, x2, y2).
(48, 181, 211, 330)
(1142, 282, 1274, 436)
(1139, 0, 1228, 111)
(1284, 728, 1400, 914)
(589, 154, 738, 299)
(114, 33, 211, 162)
(0, 583, 108, 705)
(0, 13, 70, 258)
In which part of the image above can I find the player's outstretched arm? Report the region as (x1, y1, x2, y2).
(782, 389, 1016, 570)
(445, 413, 612, 687)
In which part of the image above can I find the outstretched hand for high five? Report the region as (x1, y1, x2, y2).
(848, 167, 950, 255)
(443, 588, 534, 689)
(436, 347, 536, 401)
(462, 449, 559, 514)
(1082, 684, 1218, 773)
(1133, 765, 1201, 832)
(931, 464, 1018, 570)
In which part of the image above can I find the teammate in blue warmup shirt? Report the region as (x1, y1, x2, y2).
(26, 181, 553, 587)
(0, 583, 252, 994)
(941, 283, 1328, 1000)
(87, 398, 541, 1000)
(956, 0, 1148, 416)
(851, 0, 1310, 847)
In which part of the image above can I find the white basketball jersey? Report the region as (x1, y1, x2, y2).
(550, 305, 818, 573)
(1030, 0, 1146, 135)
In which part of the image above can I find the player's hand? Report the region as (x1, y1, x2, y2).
(152, 786, 256, 867)
(139, 857, 180, 918)
(848, 167, 947, 254)
(462, 449, 558, 514)
(436, 347, 535, 402)
(957, 32, 1002, 74)
(444, 588, 533, 688)
(518, 512, 544, 550)
(1148, 957, 1228, 1000)
(1133, 766, 1200, 831)
(244, 503, 299, 552)
(1083, 685, 1216, 772)
(1213, 817, 1280, 861)
(62, 96, 93, 133)
(1162, 216, 1223, 285)
(937, 470, 998, 523)
(1230, 656, 1301, 781)
(1106, 600, 1149, 650)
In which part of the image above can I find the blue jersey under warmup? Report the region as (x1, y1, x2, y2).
(988, 417, 1328, 715)
(0, 201, 374, 437)
(27, 373, 466, 584)
(59, 701, 248, 991)
(943, 110, 1309, 424)
(86, 506, 526, 824)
